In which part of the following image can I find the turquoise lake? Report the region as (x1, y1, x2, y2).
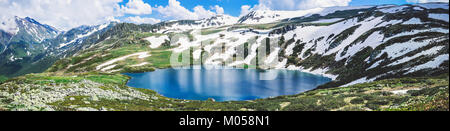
(124, 66, 331, 101)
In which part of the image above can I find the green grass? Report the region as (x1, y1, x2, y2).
(201, 29, 224, 35)
(49, 42, 179, 73)
(0, 75, 8, 83)
(22, 73, 129, 85)
(134, 32, 164, 39)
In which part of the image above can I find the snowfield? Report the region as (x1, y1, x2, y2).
(145, 35, 169, 48)
(59, 23, 110, 48)
(96, 52, 151, 71)
(239, 6, 373, 24)
(406, 54, 449, 74)
(2, 3, 447, 89)
(310, 18, 343, 23)
(388, 46, 445, 67)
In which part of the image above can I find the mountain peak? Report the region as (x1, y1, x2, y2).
(196, 14, 238, 27)
(237, 5, 378, 24)
(15, 16, 60, 33)
(24, 17, 38, 24)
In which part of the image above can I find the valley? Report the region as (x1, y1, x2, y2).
(0, 72, 447, 111)
(0, 3, 448, 111)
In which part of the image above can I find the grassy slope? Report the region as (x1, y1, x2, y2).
(0, 75, 7, 83)
(0, 72, 447, 111)
(46, 32, 177, 74)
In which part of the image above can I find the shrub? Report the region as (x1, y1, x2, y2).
(0, 75, 8, 83)
(350, 97, 365, 104)
(408, 87, 441, 96)
(122, 66, 156, 73)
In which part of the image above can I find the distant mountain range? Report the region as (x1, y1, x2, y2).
(0, 17, 115, 77)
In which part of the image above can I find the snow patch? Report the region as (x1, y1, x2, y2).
(406, 54, 449, 74)
(0, 17, 19, 35)
(367, 60, 383, 70)
(376, 38, 439, 60)
(96, 52, 151, 71)
(59, 23, 109, 48)
(416, 3, 449, 10)
(145, 35, 169, 48)
(101, 65, 116, 72)
(388, 46, 444, 67)
(131, 62, 149, 67)
(429, 13, 449, 22)
(379, 6, 408, 13)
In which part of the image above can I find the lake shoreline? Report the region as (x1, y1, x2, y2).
(123, 66, 332, 102)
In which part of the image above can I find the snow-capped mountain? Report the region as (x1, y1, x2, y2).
(0, 16, 59, 54)
(56, 23, 113, 49)
(198, 14, 238, 27)
(0, 16, 60, 59)
(9, 16, 59, 43)
(238, 6, 374, 24)
(0, 16, 61, 77)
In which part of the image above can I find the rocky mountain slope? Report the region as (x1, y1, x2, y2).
(0, 72, 447, 111)
(0, 17, 115, 77)
(0, 16, 59, 77)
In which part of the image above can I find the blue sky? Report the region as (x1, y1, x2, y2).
(0, 0, 447, 30)
(135, 0, 260, 17)
(117, 0, 413, 21)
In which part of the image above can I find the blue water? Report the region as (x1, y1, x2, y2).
(124, 66, 331, 102)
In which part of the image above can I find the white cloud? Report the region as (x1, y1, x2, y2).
(0, 16, 18, 34)
(124, 16, 160, 24)
(406, 0, 449, 3)
(156, 0, 223, 20)
(0, 0, 123, 31)
(257, 0, 352, 10)
(193, 6, 217, 19)
(120, 0, 152, 15)
(106, 16, 121, 23)
(240, 5, 251, 17)
(156, 0, 197, 20)
(213, 5, 224, 14)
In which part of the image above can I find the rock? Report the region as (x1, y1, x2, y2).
(239, 108, 248, 111)
(91, 95, 99, 101)
(77, 107, 98, 111)
(69, 97, 75, 101)
(279, 102, 291, 110)
(100, 107, 108, 111)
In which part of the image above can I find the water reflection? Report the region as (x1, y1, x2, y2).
(124, 66, 331, 101)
